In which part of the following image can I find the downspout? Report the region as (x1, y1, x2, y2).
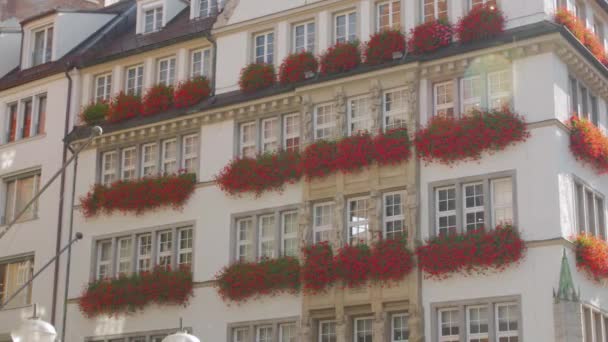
(205, 31, 218, 96)
(51, 62, 74, 325)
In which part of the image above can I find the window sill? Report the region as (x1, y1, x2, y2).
(1, 134, 47, 149)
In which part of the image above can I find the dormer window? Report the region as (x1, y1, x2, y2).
(199, 0, 218, 18)
(31, 25, 53, 67)
(144, 6, 163, 33)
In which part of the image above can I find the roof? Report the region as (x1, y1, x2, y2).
(0, 0, 216, 91)
(19, 2, 127, 26)
(66, 20, 565, 143)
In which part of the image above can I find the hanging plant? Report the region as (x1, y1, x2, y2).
(300, 140, 338, 180)
(107, 92, 143, 123)
(555, 8, 608, 66)
(279, 51, 318, 85)
(373, 128, 412, 166)
(319, 41, 361, 75)
(568, 116, 608, 174)
(364, 30, 406, 65)
(456, 3, 505, 43)
(142, 84, 174, 117)
(80, 102, 109, 125)
(407, 20, 453, 55)
(574, 234, 608, 282)
(239, 63, 276, 93)
(334, 133, 376, 174)
(334, 244, 371, 288)
(173, 76, 211, 108)
(369, 238, 414, 282)
(302, 242, 335, 294)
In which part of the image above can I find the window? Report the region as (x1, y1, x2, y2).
(191, 48, 212, 78)
(435, 299, 520, 342)
(575, 181, 606, 239)
(335, 11, 357, 43)
(471, 0, 496, 8)
(392, 313, 409, 342)
(439, 308, 460, 342)
(319, 321, 337, 342)
(157, 230, 173, 269)
(283, 114, 300, 152)
(294, 21, 316, 53)
(20, 99, 32, 139)
(384, 192, 406, 240)
(162, 138, 178, 174)
(353, 317, 373, 342)
(141, 143, 158, 177)
(423, 0, 448, 23)
(88, 330, 180, 342)
(280, 323, 297, 342)
(432, 174, 514, 235)
(125, 65, 144, 96)
(254, 32, 274, 64)
(144, 6, 163, 33)
(34, 94, 46, 136)
(262, 117, 279, 153)
(313, 202, 334, 243)
(259, 215, 276, 259)
(594, 17, 604, 47)
(199, 0, 217, 18)
(575, 1, 586, 23)
(383, 88, 409, 130)
(233, 328, 249, 342)
(182, 134, 198, 174)
(240, 122, 257, 158)
(96, 240, 112, 279)
(0, 256, 33, 309)
(116, 237, 133, 275)
(31, 25, 53, 66)
(377, 1, 401, 32)
(348, 96, 372, 135)
(178, 227, 193, 266)
(433, 70, 513, 117)
(256, 326, 273, 342)
(137, 234, 152, 272)
(4, 172, 40, 224)
(236, 218, 254, 262)
(467, 306, 489, 342)
(102, 151, 118, 185)
(281, 211, 298, 257)
(157, 57, 176, 86)
(121, 147, 137, 180)
(348, 197, 370, 244)
(95, 73, 112, 102)
(6, 103, 17, 143)
(569, 77, 579, 115)
(569, 77, 600, 125)
(314, 103, 336, 140)
(5, 94, 46, 143)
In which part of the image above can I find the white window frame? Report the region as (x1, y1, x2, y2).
(495, 303, 519, 341)
(161, 138, 178, 174)
(178, 227, 193, 267)
(490, 177, 514, 227)
(143, 5, 163, 33)
(261, 117, 279, 154)
(141, 143, 158, 177)
(258, 214, 276, 259)
(466, 305, 489, 342)
(313, 202, 334, 244)
(121, 147, 137, 181)
(377, 0, 402, 32)
(182, 134, 199, 174)
(137, 233, 152, 272)
(101, 151, 118, 185)
(236, 218, 254, 262)
(233, 327, 249, 342)
(347, 95, 372, 135)
(96, 240, 112, 279)
(293, 21, 316, 53)
(391, 313, 409, 342)
(279, 323, 297, 342)
(314, 103, 336, 140)
(434, 81, 455, 117)
(438, 308, 460, 342)
(253, 31, 275, 64)
(256, 326, 273, 342)
(435, 186, 457, 236)
(463, 182, 485, 231)
(190, 48, 212, 78)
(347, 196, 371, 245)
(460, 76, 482, 114)
(383, 191, 406, 239)
(198, 0, 217, 18)
(157, 57, 176, 86)
(383, 88, 408, 131)
(283, 113, 300, 152)
(353, 317, 373, 342)
(240, 121, 257, 157)
(94, 73, 112, 102)
(334, 11, 357, 43)
(125, 65, 144, 96)
(574, 180, 606, 238)
(30, 25, 53, 66)
(487, 70, 512, 111)
(281, 211, 298, 257)
(423, 0, 448, 22)
(157, 230, 173, 269)
(319, 320, 337, 342)
(116, 237, 133, 275)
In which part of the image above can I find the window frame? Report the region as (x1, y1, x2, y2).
(391, 313, 409, 342)
(313, 201, 334, 244)
(94, 73, 113, 103)
(377, 0, 402, 32)
(121, 147, 137, 181)
(423, 0, 448, 23)
(574, 177, 606, 239)
(569, 76, 600, 125)
(181, 134, 199, 174)
(353, 317, 374, 342)
(30, 24, 54, 67)
(347, 196, 371, 245)
(283, 113, 301, 152)
(495, 302, 519, 341)
(229, 318, 298, 342)
(314, 103, 336, 141)
(466, 305, 489, 342)
(190, 48, 212, 79)
(157, 56, 177, 86)
(0, 255, 34, 308)
(198, 0, 218, 18)
(281, 210, 299, 257)
(347, 95, 372, 135)
(383, 87, 409, 131)
(125, 64, 144, 96)
(3, 171, 41, 225)
(318, 320, 337, 342)
(383, 191, 407, 240)
(237, 114, 302, 157)
(143, 5, 164, 33)
(4, 93, 47, 144)
(293, 20, 316, 53)
(258, 214, 277, 260)
(253, 31, 275, 64)
(334, 10, 357, 44)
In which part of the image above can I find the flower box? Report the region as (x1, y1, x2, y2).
(216, 257, 300, 302)
(456, 3, 505, 43)
(173, 76, 211, 108)
(215, 150, 301, 197)
(107, 92, 143, 123)
(142, 84, 173, 117)
(80, 102, 109, 125)
(302, 242, 335, 294)
(555, 8, 608, 65)
(334, 133, 376, 174)
(300, 140, 338, 180)
(319, 41, 361, 75)
(416, 225, 526, 280)
(373, 128, 412, 166)
(568, 116, 608, 174)
(364, 30, 406, 65)
(574, 234, 608, 281)
(408, 20, 453, 55)
(80, 173, 196, 217)
(334, 244, 371, 288)
(369, 238, 414, 282)
(78, 266, 193, 317)
(279, 51, 319, 85)
(239, 63, 276, 93)
(415, 108, 529, 165)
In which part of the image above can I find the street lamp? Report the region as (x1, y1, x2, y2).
(162, 319, 200, 342)
(11, 305, 57, 342)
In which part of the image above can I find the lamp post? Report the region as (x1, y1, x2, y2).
(161, 319, 200, 342)
(10, 305, 57, 342)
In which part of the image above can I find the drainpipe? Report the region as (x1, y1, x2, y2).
(204, 32, 218, 96)
(50, 62, 74, 325)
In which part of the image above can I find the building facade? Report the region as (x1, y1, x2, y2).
(0, 0, 608, 341)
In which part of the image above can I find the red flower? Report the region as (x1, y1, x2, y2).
(142, 84, 174, 116)
(239, 63, 276, 93)
(107, 92, 143, 123)
(279, 51, 318, 85)
(78, 266, 193, 317)
(568, 116, 608, 174)
(555, 8, 608, 66)
(80, 172, 197, 217)
(407, 20, 453, 55)
(415, 108, 529, 165)
(416, 225, 526, 280)
(319, 41, 361, 75)
(574, 234, 608, 281)
(334, 244, 371, 288)
(173, 76, 211, 108)
(456, 4, 505, 43)
(364, 30, 406, 65)
(369, 238, 414, 282)
(300, 140, 338, 180)
(373, 128, 412, 166)
(302, 242, 335, 293)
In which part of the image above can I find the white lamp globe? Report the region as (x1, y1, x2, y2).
(161, 331, 200, 342)
(11, 318, 57, 342)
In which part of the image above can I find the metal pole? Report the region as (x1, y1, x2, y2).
(59, 149, 78, 340)
(0, 126, 102, 241)
(0, 233, 83, 309)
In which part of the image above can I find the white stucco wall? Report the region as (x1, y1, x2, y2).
(0, 31, 21, 78)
